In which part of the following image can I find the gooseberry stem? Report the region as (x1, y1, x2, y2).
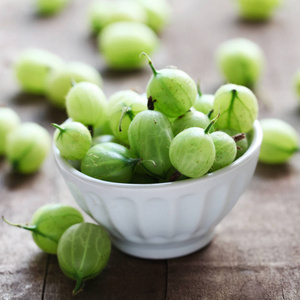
(119, 107, 131, 132)
(232, 133, 246, 143)
(52, 123, 65, 133)
(207, 109, 214, 119)
(2, 216, 37, 232)
(197, 82, 202, 97)
(140, 52, 158, 76)
(204, 112, 220, 134)
(73, 278, 85, 295)
(169, 170, 182, 182)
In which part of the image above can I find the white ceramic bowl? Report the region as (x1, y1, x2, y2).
(53, 120, 262, 259)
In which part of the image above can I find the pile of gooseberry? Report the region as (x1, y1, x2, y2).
(53, 54, 262, 184)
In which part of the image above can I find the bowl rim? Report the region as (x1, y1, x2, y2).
(53, 120, 263, 189)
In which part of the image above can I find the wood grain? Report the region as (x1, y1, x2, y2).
(1, 0, 300, 299)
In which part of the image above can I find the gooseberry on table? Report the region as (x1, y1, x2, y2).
(46, 62, 103, 108)
(211, 83, 258, 133)
(136, 0, 172, 33)
(234, 0, 282, 21)
(14, 48, 65, 95)
(258, 118, 299, 164)
(65, 81, 107, 129)
(5, 122, 51, 174)
(98, 21, 159, 70)
(216, 38, 265, 88)
(89, 0, 147, 34)
(36, 0, 71, 15)
(2, 204, 84, 254)
(52, 121, 92, 161)
(57, 222, 111, 295)
(0, 107, 20, 156)
(143, 53, 197, 118)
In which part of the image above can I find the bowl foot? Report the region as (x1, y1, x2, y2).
(111, 230, 215, 259)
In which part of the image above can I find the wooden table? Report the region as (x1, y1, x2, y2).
(1, 0, 300, 299)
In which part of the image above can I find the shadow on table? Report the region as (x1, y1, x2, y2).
(3, 169, 41, 190)
(254, 162, 294, 180)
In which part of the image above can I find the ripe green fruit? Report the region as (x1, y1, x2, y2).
(216, 38, 265, 87)
(2, 204, 84, 254)
(57, 222, 111, 295)
(109, 94, 147, 145)
(128, 110, 174, 179)
(14, 48, 65, 95)
(81, 142, 139, 183)
(169, 125, 216, 178)
(144, 54, 197, 118)
(98, 21, 158, 70)
(46, 62, 103, 108)
(210, 131, 237, 172)
(108, 90, 147, 108)
(36, 0, 71, 15)
(211, 84, 258, 133)
(66, 82, 107, 129)
(259, 118, 299, 164)
(0, 108, 21, 156)
(172, 110, 211, 136)
(89, 0, 146, 33)
(193, 85, 214, 115)
(137, 0, 171, 33)
(53, 122, 92, 161)
(235, 0, 282, 21)
(5, 122, 51, 174)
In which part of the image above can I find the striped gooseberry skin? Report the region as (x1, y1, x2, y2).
(210, 131, 237, 172)
(211, 84, 258, 133)
(128, 110, 174, 179)
(53, 121, 92, 161)
(57, 223, 111, 295)
(81, 142, 138, 183)
(169, 127, 215, 178)
(146, 68, 197, 118)
(259, 118, 299, 164)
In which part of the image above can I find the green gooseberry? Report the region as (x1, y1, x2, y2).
(2, 204, 84, 254)
(46, 62, 103, 108)
(0, 108, 21, 156)
(53, 122, 92, 161)
(136, 0, 172, 33)
(259, 118, 299, 164)
(109, 94, 147, 145)
(211, 84, 258, 133)
(169, 119, 216, 178)
(14, 48, 65, 95)
(144, 53, 197, 118)
(193, 85, 215, 115)
(66, 82, 107, 129)
(57, 222, 111, 295)
(222, 128, 249, 159)
(81, 142, 139, 183)
(89, 0, 146, 33)
(5, 122, 51, 174)
(128, 110, 174, 179)
(172, 110, 211, 136)
(108, 89, 147, 108)
(209, 131, 237, 172)
(216, 38, 265, 88)
(98, 21, 158, 70)
(235, 0, 282, 21)
(36, 0, 71, 15)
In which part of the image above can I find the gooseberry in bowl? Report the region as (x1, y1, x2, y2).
(53, 120, 262, 259)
